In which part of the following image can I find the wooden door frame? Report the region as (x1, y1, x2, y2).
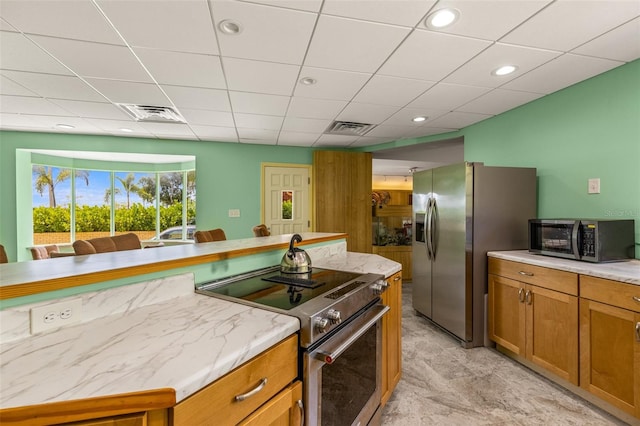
(260, 163, 314, 232)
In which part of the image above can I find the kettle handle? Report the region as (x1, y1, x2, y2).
(288, 234, 303, 258)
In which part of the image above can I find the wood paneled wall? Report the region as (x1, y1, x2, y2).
(314, 151, 372, 253)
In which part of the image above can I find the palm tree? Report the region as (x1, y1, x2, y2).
(116, 173, 140, 209)
(33, 166, 89, 207)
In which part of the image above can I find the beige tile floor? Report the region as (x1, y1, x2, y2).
(380, 283, 630, 426)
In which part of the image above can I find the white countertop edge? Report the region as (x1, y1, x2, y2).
(488, 250, 640, 285)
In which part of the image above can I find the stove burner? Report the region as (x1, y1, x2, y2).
(262, 275, 326, 289)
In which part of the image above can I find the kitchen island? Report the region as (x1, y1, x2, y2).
(0, 233, 401, 425)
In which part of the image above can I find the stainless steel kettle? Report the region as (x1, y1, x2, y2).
(280, 234, 312, 274)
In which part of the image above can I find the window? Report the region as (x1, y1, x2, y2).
(31, 164, 196, 245)
(282, 190, 293, 220)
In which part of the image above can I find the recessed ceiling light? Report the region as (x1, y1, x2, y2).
(492, 65, 518, 76)
(218, 19, 243, 35)
(425, 8, 460, 29)
(412, 116, 427, 122)
(119, 128, 133, 133)
(299, 77, 317, 85)
(55, 124, 75, 129)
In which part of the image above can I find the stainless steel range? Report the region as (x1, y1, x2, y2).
(196, 265, 390, 426)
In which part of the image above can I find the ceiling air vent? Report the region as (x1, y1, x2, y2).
(117, 104, 186, 124)
(324, 120, 376, 136)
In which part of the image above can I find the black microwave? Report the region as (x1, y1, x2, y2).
(528, 219, 635, 262)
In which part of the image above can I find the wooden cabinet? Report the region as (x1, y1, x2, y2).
(67, 411, 166, 425)
(239, 382, 302, 426)
(172, 334, 299, 426)
(579, 275, 640, 418)
(314, 151, 372, 253)
(488, 258, 579, 385)
(381, 271, 402, 406)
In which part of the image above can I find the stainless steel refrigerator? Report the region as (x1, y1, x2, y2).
(412, 162, 536, 348)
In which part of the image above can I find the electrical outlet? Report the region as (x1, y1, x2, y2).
(228, 209, 241, 218)
(588, 178, 601, 194)
(30, 298, 82, 334)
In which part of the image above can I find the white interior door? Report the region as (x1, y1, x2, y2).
(263, 165, 311, 235)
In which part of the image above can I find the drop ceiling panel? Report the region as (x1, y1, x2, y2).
(133, 48, 226, 88)
(240, 0, 323, 13)
(212, 1, 316, 64)
(431, 0, 552, 40)
(178, 109, 234, 127)
(294, 67, 371, 101)
(85, 79, 171, 105)
(443, 43, 562, 88)
(0, 0, 123, 44)
(314, 134, 360, 146)
(426, 111, 492, 129)
(378, 30, 492, 81)
(23, 115, 103, 133)
(234, 113, 284, 131)
(82, 119, 153, 137)
(190, 125, 238, 142)
(0, 95, 73, 116)
(30, 36, 152, 82)
(160, 85, 231, 111)
(350, 136, 390, 147)
(0, 75, 38, 96)
(277, 131, 320, 146)
(383, 107, 448, 126)
(366, 124, 417, 138)
(222, 57, 299, 95)
(305, 15, 411, 73)
(48, 99, 130, 120)
(352, 75, 436, 107)
(502, 53, 625, 94)
(228, 91, 290, 115)
(408, 82, 492, 110)
(501, 0, 640, 51)
(286, 97, 348, 120)
(282, 116, 332, 133)
(0, 32, 73, 75)
(572, 17, 640, 62)
(337, 102, 400, 125)
(457, 88, 543, 115)
(322, 0, 436, 27)
(1, 113, 46, 129)
(2, 71, 106, 102)
(138, 122, 197, 138)
(237, 127, 279, 142)
(96, 0, 219, 54)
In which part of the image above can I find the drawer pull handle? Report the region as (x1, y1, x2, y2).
(518, 288, 525, 303)
(633, 296, 640, 303)
(518, 271, 534, 277)
(394, 276, 401, 281)
(636, 323, 640, 342)
(525, 290, 532, 305)
(297, 399, 305, 426)
(235, 378, 268, 401)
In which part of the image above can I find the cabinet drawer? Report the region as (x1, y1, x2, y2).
(580, 275, 640, 313)
(173, 334, 298, 426)
(488, 258, 578, 296)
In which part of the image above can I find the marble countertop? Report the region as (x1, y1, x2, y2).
(488, 250, 640, 285)
(312, 251, 402, 278)
(0, 273, 299, 409)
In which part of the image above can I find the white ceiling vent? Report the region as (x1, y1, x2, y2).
(117, 104, 186, 124)
(324, 120, 376, 136)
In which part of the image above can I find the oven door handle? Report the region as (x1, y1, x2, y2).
(314, 304, 389, 365)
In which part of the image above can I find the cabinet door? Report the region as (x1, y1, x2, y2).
(526, 285, 579, 385)
(238, 381, 303, 426)
(488, 274, 525, 356)
(580, 299, 640, 417)
(381, 271, 402, 406)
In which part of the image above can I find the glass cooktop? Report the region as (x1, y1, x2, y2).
(199, 267, 362, 311)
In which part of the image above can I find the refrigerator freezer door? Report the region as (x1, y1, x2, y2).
(412, 169, 432, 318)
(431, 163, 468, 341)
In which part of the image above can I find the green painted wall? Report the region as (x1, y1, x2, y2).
(0, 131, 313, 261)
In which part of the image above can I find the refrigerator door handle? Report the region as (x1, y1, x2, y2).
(425, 198, 433, 259)
(431, 198, 438, 260)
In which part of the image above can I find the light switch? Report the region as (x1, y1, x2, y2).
(588, 178, 600, 194)
(228, 209, 240, 217)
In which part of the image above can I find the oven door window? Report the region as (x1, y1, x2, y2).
(321, 325, 377, 425)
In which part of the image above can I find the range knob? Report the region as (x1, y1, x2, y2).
(371, 279, 389, 296)
(326, 309, 342, 325)
(315, 318, 330, 333)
